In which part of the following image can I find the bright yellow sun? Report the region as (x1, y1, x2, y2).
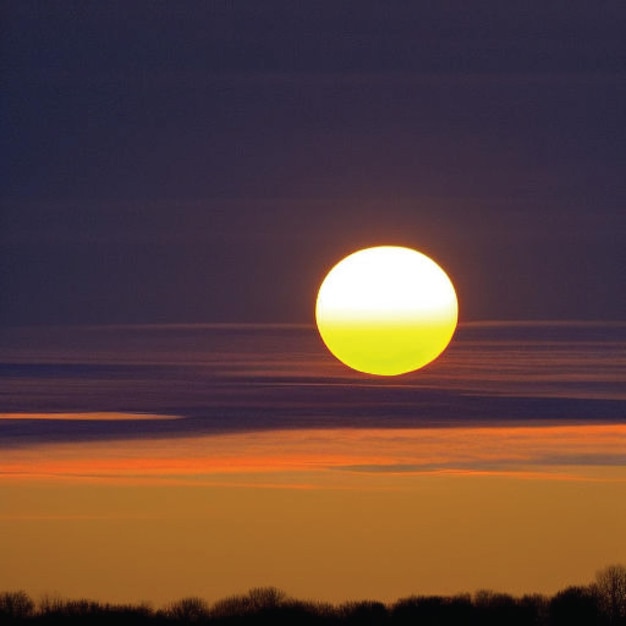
(315, 246, 458, 376)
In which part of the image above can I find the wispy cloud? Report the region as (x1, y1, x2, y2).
(0, 412, 179, 421)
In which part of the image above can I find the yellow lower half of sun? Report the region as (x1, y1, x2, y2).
(317, 320, 456, 375)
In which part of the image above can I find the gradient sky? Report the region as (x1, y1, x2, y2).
(1, 3, 625, 606)
(2, 1, 625, 325)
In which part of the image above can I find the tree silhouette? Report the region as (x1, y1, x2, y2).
(210, 586, 287, 619)
(0, 591, 35, 620)
(0, 565, 625, 625)
(246, 586, 287, 611)
(339, 600, 388, 625)
(549, 585, 601, 626)
(519, 593, 549, 625)
(391, 594, 475, 626)
(164, 597, 210, 623)
(593, 564, 626, 625)
(473, 590, 532, 626)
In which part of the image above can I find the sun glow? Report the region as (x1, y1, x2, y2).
(315, 246, 458, 376)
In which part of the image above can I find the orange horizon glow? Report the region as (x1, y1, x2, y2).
(2, 422, 625, 485)
(2, 420, 626, 604)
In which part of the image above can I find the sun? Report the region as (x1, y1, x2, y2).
(315, 246, 458, 376)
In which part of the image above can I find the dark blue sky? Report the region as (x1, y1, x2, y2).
(2, 1, 625, 324)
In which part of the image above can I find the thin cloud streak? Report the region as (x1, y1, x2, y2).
(0, 412, 179, 421)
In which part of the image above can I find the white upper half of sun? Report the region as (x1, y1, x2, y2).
(316, 246, 457, 324)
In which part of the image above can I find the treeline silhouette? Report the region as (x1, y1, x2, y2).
(1, 564, 625, 626)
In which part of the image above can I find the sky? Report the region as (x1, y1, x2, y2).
(2, 1, 626, 325)
(1, 1, 626, 608)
